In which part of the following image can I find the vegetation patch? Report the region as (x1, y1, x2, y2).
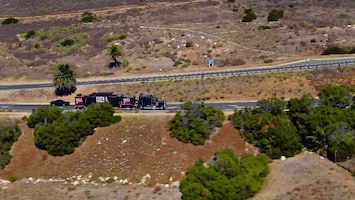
(0, 125, 21, 169)
(101, 32, 127, 42)
(55, 33, 87, 55)
(230, 97, 303, 159)
(36, 26, 76, 40)
(169, 101, 225, 145)
(1, 17, 19, 25)
(180, 149, 270, 199)
(27, 102, 121, 156)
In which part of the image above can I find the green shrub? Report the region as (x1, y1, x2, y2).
(267, 9, 284, 22)
(242, 9, 257, 22)
(322, 46, 349, 55)
(0, 124, 22, 168)
(56, 33, 87, 55)
(60, 39, 75, 47)
(80, 11, 96, 23)
(173, 60, 183, 67)
(264, 59, 273, 63)
(34, 43, 40, 49)
(106, 177, 115, 183)
(1, 18, 19, 25)
(185, 41, 193, 48)
(36, 26, 75, 40)
(122, 59, 129, 67)
(24, 30, 36, 39)
(339, 13, 350, 19)
(8, 175, 17, 183)
(101, 33, 127, 42)
(0, 150, 12, 169)
(258, 25, 271, 31)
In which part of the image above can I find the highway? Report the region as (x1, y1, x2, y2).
(0, 101, 258, 112)
(0, 57, 355, 91)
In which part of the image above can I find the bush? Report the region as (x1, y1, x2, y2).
(185, 41, 193, 48)
(267, 9, 284, 22)
(1, 18, 19, 25)
(173, 60, 183, 67)
(8, 175, 17, 183)
(0, 150, 12, 169)
(56, 33, 87, 55)
(24, 30, 36, 39)
(321, 46, 352, 55)
(258, 25, 271, 31)
(101, 32, 127, 42)
(80, 11, 96, 23)
(242, 9, 257, 22)
(122, 59, 129, 67)
(60, 39, 75, 47)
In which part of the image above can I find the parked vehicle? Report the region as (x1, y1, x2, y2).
(74, 92, 166, 110)
(50, 99, 70, 107)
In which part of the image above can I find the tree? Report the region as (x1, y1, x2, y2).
(169, 101, 225, 145)
(27, 106, 63, 128)
(318, 85, 353, 108)
(53, 63, 77, 96)
(287, 94, 316, 114)
(257, 97, 286, 116)
(231, 106, 303, 159)
(108, 44, 123, 57)
(307, 125, 335, 158)
(0, 125, 21, 169)
(30, 102, 121, 156)
(180, 149, 269, 200)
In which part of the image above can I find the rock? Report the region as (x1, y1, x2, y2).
(0, 179, 10, 185)
(170, 181, 180, 188)
(280, 156, 286, 161)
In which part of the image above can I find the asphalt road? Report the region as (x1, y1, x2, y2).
(0, 101, 258, 112)
(0, 57, 355, 91)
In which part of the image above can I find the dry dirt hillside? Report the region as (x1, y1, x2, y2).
(0, 114, 355, 200)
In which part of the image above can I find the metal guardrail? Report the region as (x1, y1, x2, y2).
(0, 59, 354, 91)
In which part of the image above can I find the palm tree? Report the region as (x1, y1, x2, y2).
(53, 63, 76, 96)
(307, 125, 335, 158)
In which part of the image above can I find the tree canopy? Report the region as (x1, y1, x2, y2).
(180, 149, 269, 200)
(0, 125, 21, 169)
(29, 102, 121, 156)
(169, 101, 225, 145)
(230, 100, 303, 159)
(52, 63, 77, 96)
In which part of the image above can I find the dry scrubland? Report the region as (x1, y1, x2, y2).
(1, 0, 355, 199)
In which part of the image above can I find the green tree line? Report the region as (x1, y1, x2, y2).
(0, 125, 21, 169)
(27, 102, 121, 156)
(230, 85, 355, 161)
